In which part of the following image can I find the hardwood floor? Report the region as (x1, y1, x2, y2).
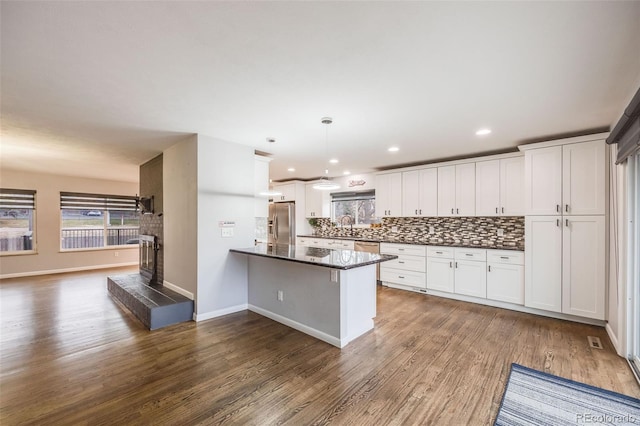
(1, 268, 638, 425)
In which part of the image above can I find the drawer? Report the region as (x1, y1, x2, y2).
(297, 238, 310, 246)
(487, 250, 524, 265)
(426, 246, 455, 259)
(382, 254, 426, 273)
(454, 248, 486, 262)
(332, 240, 355, 250)
(380, 267, 426, 288)
(380, 243, 426, 257)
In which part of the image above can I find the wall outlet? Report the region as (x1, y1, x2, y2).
(429, 226, 435, 234)
(277, 290, 284, 301)
(497, 229, 504, 237)
(114, 251, 119, 257)
(391, 226, 398, 233)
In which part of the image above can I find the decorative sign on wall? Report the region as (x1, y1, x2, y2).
(348, 179, 366, 188)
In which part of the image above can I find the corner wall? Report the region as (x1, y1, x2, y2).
(0, 169, 138, 278)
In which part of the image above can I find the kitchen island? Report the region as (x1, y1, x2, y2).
(230, 244, 397, 348)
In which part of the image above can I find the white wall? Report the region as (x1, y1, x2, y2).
(195, 135, 255, 319)
(0, 169, 138, 278)
(163, 136, 198, 297)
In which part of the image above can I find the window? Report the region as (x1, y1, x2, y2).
(0, 188, 36, 254)
(60, 192, 139, 250)
(331, 191, 376, 226)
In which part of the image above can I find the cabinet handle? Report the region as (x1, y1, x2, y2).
(436, 251, 443, 254)
(455, 262, 458, 268)
(449, 261, 452, 268)
(398, 248, 405, 251)
(451, 208, 454, 214)
(501, 207, 504, 214)
(398, 261, 405, 264)
(565, 204, 569, 213)
(488, 265, 491, 272)
(419, 209, 422, 215)
(556, 219, 560, 227)
(495, 207, 498, 214)
(456, 208, 459, 214)
(500, 256, 509, 259)
(565, 219, 569, 227)
(415, 209, 418, 215)
(465, 253, 473, 257)
(556, 204, 560, 212)
(398, 276, 405, 279)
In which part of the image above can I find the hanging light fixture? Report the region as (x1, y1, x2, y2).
(313, 117, 341, 191)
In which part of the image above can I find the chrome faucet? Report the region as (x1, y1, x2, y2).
(339, 215, 354, 234)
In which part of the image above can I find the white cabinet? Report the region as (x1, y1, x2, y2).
(305, 183, 330, 218)
(562, 141, 606, 215)
(524, 140, 605, 215)
(426, 247, 455, 293)
(376, 173, 402, 217)
(453, 248, 487, 298)
(562, 216, 605, 319)
(476, 157, 525, 216)
(438, 163, 476, 216)
(402, 168, 438, 217)
(330, 239, 355, 250)
(380, 243, 427, 290)
(525, 216, 563, 313)
(487, 250, 524, 305)
(272, 183, 299, 202)
(525, 146, 563, 215)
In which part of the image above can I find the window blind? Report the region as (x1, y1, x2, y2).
(331, 190, 375, 202)
(60, 192, 138, 211)
(0, 188, 36, 209)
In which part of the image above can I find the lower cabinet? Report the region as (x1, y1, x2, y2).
(380, 243, 427, 290)
(426, 247, 454, 293)
(487, 251, 525, 304)
(453, 248, 487, 298)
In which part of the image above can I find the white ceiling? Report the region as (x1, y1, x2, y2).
(2, 1, 640, 183)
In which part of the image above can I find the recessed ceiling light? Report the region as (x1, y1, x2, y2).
(475, 128, 492, 136)
(388, 147, 399, 152)
(343, 171, 351, 175)
(287, 167, 295, 172)
(329, 158, 339, 164)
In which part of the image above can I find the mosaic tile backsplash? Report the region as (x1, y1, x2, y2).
(309, 216, 525, 250)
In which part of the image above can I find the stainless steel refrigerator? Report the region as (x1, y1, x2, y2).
(267, 202, 296, 245)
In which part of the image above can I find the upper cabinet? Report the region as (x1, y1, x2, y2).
(305, 183, 330, 218)
(438, 163, 475, 216)
(402, 168, 438, 217)
(272, 182, 301, 202)
(524, 140, 606, 215)
(376, 172, 402, 217)
(475, 156, 524, 216)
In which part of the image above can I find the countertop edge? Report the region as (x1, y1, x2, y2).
(230, 248, 398, 270)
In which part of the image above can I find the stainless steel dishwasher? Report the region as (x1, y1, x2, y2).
(354, 241, 380, 282)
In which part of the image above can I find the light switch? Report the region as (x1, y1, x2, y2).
(221, 228, 234, 238)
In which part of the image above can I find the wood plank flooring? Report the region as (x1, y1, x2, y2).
(1, 267, 638, 425)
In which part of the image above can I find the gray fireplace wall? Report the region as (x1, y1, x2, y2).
(140, 154, 164, 284)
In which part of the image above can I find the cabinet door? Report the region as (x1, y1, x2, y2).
(500, 156, 525, 216)
(426, 257, 454, 293)
(525, 216, 562, 313)
(419, 168, 438, 216)
(562, 216, 605, 320)
(305, 184, 329, 218)
(388, 173, 403, 216)
(525, 146, 562, 215)
(402, 170, 421, 217)
(475, 160, 501, 216)
(562, 141, 605, 215)
(375, 174, 391, 216)
(273, 184, 295, 202)
(454, 259, 486, 298)
(487, 263, 524, 304)
(437, 166, 456, 216)
(455, 163, 476, 216)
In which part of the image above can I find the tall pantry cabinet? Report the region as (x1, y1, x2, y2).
(521, 136, 607, 320)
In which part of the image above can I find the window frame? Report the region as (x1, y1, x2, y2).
(330, 190, 376, 228)
(59, 192, 139, 252)
(0, 188, 37, 256)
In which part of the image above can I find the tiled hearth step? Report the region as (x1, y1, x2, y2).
(107, 274, 193, 330)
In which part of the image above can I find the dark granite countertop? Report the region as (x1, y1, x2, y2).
(230, 243, 398, 270)
(297, 234, 524, 251)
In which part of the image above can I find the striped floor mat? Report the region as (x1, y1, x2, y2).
(495, 363, 640, 425)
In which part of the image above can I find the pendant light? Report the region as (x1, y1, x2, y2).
(313, 117, 341, 191)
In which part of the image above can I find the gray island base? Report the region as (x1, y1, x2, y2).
(230, 244, 397, 348)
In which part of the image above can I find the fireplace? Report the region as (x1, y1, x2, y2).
(139, 234, 159, 285)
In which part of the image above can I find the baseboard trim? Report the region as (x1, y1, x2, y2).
(162, 280, 194, 300)
(0, 262, 138, 280)
(194, 304, 248, 322)
(248, 304, 343, 348)
(605, 323, 622, 355)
